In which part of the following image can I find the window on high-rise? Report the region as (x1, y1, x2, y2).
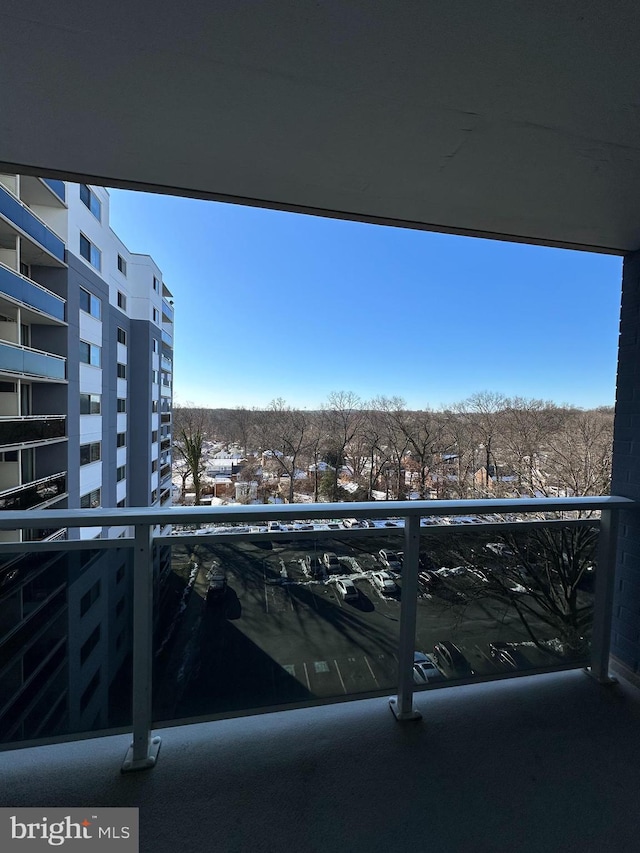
(117, 290, 127, 310)
(79, 340, 101, 367)
(117, 432, 126, 447)
(80, 233, 101, 270)
(79, 287, 101, 319)
(80, 393, 101, 414)
(117, 254, 127, 275)
(80, 488, 101, 509)
(117, 327, 127, 345)
(117, 363, 127, 379)
(79, 184, 101, 220)
(80, 441, 101, 465)
(117, 398, 126, 413)
(80, 579, 101, 616)
(116, 465, 126, 482)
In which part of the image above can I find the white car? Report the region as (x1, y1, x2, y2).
(335, 578, 358, 601)
(370, 571, 397, 594)
(323, 552, 341, 572)
(413, 652, 444, 684)
(379, 549, 402, 572)
(343, 518, 360, 528)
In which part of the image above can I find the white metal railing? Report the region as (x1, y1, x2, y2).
(0, 495, 632, 771)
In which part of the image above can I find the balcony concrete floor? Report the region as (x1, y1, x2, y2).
(1, 668, 640, 853)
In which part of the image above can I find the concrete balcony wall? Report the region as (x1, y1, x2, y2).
(612, 251, 640, 676)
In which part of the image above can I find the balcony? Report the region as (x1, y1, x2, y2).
(40, 178, 65, 203)
(161, 328, 172, 349)
(0, 472, 66, 511)
(161, 299, 174, 323)
(160, 412, 171, 424)
(0, 341, 66, 380)
(159, 464, 171, 481)
(0, 185, 65, 263)
(0, 496, 637, 850)
(0, 262, 65, 321)
(0, 415, 65, 447)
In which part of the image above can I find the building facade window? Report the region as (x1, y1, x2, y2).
(153, 276, 160, 293)
(79, 340, 101, 367)
(80, 625, 101, 665)
(79, 184, 101, 220)
(153, 307, 159, 323)
(151, 459, 158, 473)
(117, 498, 126, 508)
(80, 579, 101, 617)
(117, 327, 127, 345)
(79, 233, 101, 270)
(117, 363, 127, 379)
(151, 489, 158, 503)
(117, 398, 126, 413)
(152, 339, 158, 353)
(152, 400, 158, 413)
(117, 432, 126, 448)
(80, 487, 101, 508)
(80, 441, 101, 465)
(117, 291, 127, 310)
(79, 287, 101, 319)
(80, 393, 101, 414)
(80, 668, 101, 713)
(116, 465, 126, 482)
(117, 254, 127, 275)
(151, 430, 158, 443)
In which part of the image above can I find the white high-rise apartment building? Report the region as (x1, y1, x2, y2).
(0, 174, 174, 742)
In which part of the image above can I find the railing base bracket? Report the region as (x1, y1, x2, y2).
(583, 667, 618, 686)
(389, 697, 422, 721)
(121, 736, 162, 773)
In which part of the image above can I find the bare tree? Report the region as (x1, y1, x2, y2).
(258, 399, 309, 503)
(173, 405, 208, 503)
(322, 391, 364, 498)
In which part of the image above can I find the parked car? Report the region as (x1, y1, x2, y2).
(433, 640, 474, 676)
(335, 578, 358, 601)
(343, 518, 361, 528)
(370, 571, 397, 594)
(206, 571, 227, 605)
(379, 549, 402, 572)
(488, 641, 532, 670)
(267, 521, 281, 532)
(417, 570, 439, 591)
(413, 652, 445, 684)
(323, 552, 341, 572)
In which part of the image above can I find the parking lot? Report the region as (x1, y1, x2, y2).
(153, 532, 578, 722)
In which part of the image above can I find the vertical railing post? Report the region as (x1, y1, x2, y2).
(389, 514, 422, 721)
(587, 508, 619, 684)
(122, 522, 162, 771)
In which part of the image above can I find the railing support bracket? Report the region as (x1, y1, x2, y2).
(583, 667, 618, 686)
(121, 735, 162, 773)
(389, 697, 422, 721)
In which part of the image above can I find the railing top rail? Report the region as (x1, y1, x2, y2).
(0, 340, 66, 361)
(0, 415, 65, 421)
(0, 470, 66, 500)
(0, 495, 632, 530)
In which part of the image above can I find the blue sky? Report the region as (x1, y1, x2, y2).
(108, 188, 622, 410)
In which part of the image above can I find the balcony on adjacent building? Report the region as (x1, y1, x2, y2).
(0, 185, 65, 263)
(0, 415, 66, 448)
(0, 472, 66, 511)
(0, 262, 66, 321)
(0, 341, 66, 381)
(161, 299, 174, 323)
(39, 178, 66, 204)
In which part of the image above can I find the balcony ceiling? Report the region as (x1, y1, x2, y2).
(2, 1, 640, 253)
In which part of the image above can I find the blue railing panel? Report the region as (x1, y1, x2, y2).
(0, 187, 65, 262)
(0, 264, 65, 321)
